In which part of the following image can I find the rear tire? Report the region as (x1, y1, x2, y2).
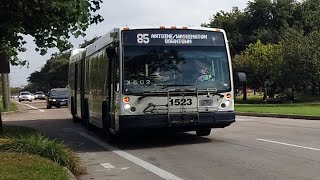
(196, 129, 211, 136)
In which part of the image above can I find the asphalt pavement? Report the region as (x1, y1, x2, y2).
(3, 100, 320, 180)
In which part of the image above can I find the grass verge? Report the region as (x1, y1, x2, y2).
(0, 125, 84, 177)
(0, 152, 69, 180)
(0, 101, 18, 112)
(235, 103, 320, 116)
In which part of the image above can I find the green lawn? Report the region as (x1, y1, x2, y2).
(0, 101, 18, 112)
(235, 103, 320, 116)
(0, 125, 83, 178)
(0, 152, 69, 180)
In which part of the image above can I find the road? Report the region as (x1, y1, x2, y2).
(3, 100, 320, 180)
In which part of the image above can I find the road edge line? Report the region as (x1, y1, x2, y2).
(257, 138, 320, 151)
(78, 132, 183, 180)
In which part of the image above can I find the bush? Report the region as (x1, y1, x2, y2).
(0, 133, 84, 175)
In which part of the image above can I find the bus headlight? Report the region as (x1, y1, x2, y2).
(225, 100, 231, 107)
(221, 100, 231, 109)
(123, 104, 131, 110)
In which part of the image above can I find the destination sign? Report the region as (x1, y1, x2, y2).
(122, 29, 225, 46)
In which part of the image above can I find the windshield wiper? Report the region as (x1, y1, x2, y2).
(160, 84, 194, 89)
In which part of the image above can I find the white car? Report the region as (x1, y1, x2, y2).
(18, 91, 33, 102)
(34, 91, 46, 100)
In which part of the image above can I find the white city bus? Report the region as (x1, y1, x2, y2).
(69, 26, 238, 137)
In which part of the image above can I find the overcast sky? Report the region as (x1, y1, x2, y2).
(11, 0, 249, 87)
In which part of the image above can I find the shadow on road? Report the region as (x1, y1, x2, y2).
(4, 117, 213, 153)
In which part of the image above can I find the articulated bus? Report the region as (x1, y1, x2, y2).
(68, 26, 239, 137)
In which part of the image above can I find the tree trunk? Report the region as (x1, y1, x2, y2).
(242, 82, 247, 101)
(254, 89, 256, 95)
(312, 81, 316, 95)
(263, 87, 267, 100)
(1, 73, 10, 110)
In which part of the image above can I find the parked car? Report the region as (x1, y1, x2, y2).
(18, 91, 33, 102)
(46, 88, 68, 109)
(34, 91, 46, 100)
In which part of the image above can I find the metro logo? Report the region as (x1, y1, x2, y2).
(137, 34, 150, 44)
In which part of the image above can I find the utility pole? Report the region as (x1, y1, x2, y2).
(0, 52, 10, 132)
(1, 73, 10, 109)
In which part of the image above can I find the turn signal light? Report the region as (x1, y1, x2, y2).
(226, 94, 232, 99)
(123, 97, 130, 102)
(160, 26, 166, 29)
(123, 27, 129, 30)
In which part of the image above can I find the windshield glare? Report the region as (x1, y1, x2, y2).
(123, 46, 230, 94)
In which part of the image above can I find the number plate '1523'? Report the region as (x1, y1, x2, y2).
(169, 98, 192, 106)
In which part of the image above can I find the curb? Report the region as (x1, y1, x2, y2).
(64, 167, 77, 180)
(236, 112, 320, 120)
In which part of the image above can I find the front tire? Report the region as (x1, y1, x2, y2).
(47, 105, 52, 109)
(196, 129, 211, 136)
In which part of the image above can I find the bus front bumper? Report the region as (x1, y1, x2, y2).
(119, 111, 235, 131)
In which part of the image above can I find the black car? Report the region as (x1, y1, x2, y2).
(46, 88, 68, 109)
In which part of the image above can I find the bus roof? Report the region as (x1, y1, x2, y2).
(69, 48, 86, 63)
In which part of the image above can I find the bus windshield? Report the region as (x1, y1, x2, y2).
(123, 46, 231, 94)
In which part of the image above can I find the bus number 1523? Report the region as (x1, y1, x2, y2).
(169, 98, 192, 106)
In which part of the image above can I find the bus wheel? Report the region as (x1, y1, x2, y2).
(196, 129, 211, 136)
(84, 98, 94, 131)
(72, 115, 80, 123)
(102, 101, 118, 141)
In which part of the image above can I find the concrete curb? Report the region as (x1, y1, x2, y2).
(64, 167, 77, 180)
(236, 112, 320, 120)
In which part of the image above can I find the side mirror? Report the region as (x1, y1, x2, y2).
(237, 72, 246, 83)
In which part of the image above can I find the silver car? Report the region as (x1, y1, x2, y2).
(34, 91, 46, 100)
(18, 91, 32, 102)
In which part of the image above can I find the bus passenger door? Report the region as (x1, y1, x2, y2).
(106, 47, 118, 131)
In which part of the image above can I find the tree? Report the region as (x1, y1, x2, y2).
(27, 52, 70, 92)
(0, 0, 103, 65)
(203, 7, 249, 56)
(233, 40, 283, 100)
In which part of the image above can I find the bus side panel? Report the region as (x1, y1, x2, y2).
(68, 63, 76, 115)
(86, 49, 108, 128)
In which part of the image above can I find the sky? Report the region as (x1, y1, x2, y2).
(10, 0, 249, 87)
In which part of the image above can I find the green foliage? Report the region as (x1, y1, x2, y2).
(26, 52, 70, 92)
(236, 103, 320, 116)
(233, 40, 283, 89)
(0, 101, 18, 112)
(0, 0, 103, 65)
(206, 0, 320, 101)
(0, 152, 69, 180)
(1, 132, 83, 175)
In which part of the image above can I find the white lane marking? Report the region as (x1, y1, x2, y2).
(121, 167, 130, 170)
(79, 132, 183, 180)
(16, 101, 45, 112)
(100, 163, 115, 169)
(257, 139, 320, 152)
